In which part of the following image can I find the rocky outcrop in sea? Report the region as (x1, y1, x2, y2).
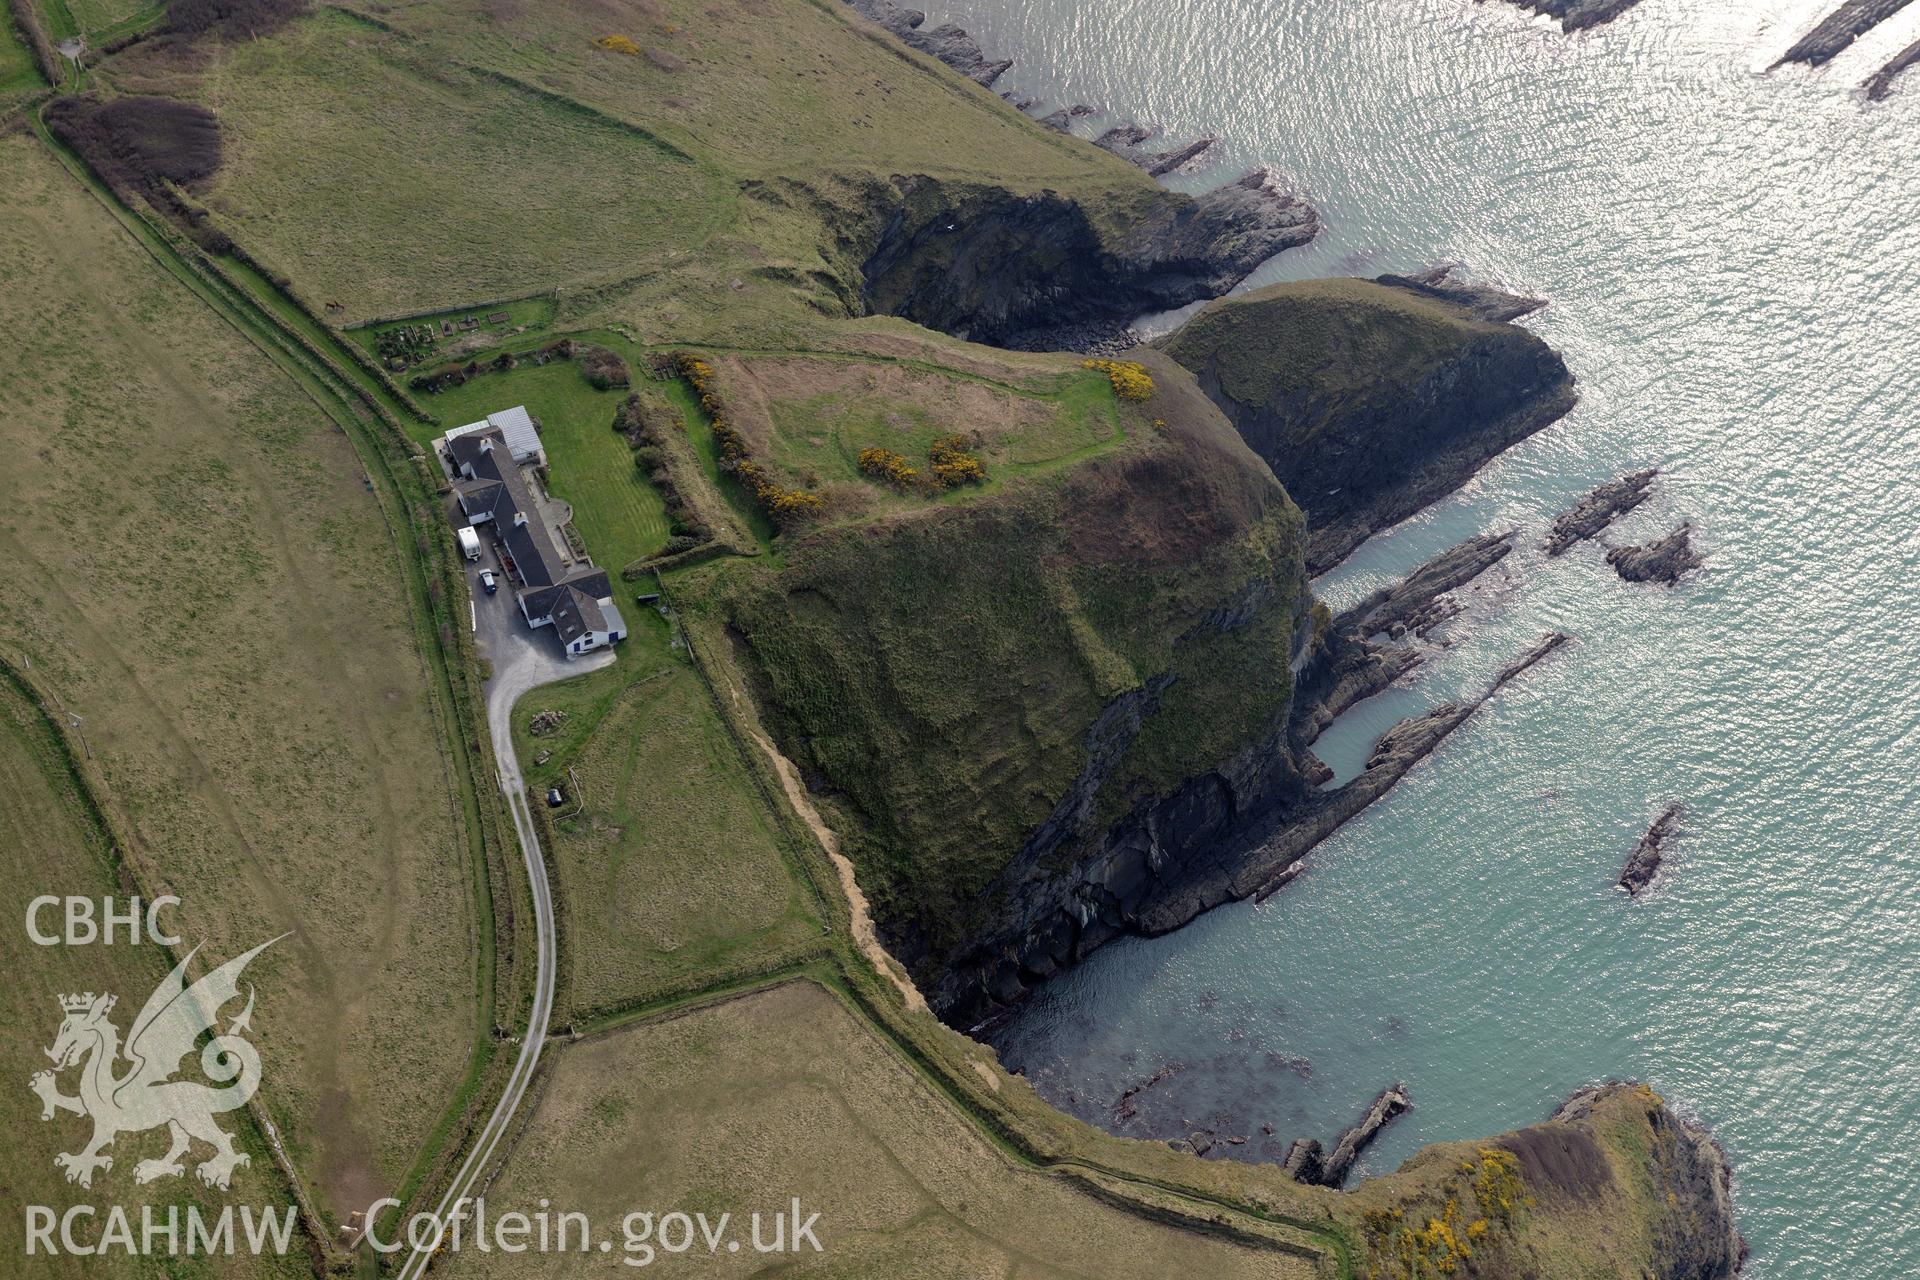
(1501, 0, 1645, 31)
(1608, 522, 1703, 585)
(1094, 123, 1220, 177)
(1868, 39, 1920, 98)
(1341, 529, 1516, 641)
(1775, 0, 1917, 68)
(1546, 468, 1658, 555)
(1286, 1083, 1412, 1188)
(1376, 264, 1548, 323)
(844, 0, 1010, 85)
(1619, 804, 1683, 895)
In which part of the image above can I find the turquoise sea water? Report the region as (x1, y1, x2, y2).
(936, 2, 1920, 1272)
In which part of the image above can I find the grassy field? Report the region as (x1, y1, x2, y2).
(419, 352, 675, 571)
(0, 679, 313, 1279)
(62, 0, 155, 38)
(0, 12, 40, 96)
(451, 980, 1317, 1280)
(516, 621, 823, 1021)
(118, 0, 1159, 343)
(711, 352, 1122, 523)
(0, 131, 479, 1224)
(188, 6, 730, 324)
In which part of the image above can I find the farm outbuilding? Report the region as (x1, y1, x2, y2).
(440, 405, 543, 466)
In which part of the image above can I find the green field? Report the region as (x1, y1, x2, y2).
(0, 131, 480, 1223)
(0, 680, 314, 1279)
(63, 0, 156, 38)
(449, 981, 1318, 1280)
(190, 6, 730, 324)
(0, 11, 40, 95)
(519, 627, 823, 1021)
(140, 0, 1158, 344)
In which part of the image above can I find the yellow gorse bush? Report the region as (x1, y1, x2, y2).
(676, 353, 823, 523)
(857, 446, 919, 489)
(1082, 357, 1155, 401)
(595, 34, 641, 55)
(927, 435, 986, 488)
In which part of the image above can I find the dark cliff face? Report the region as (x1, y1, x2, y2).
(860, 171, 1318, 350)
(1161, 277, 1577, 572)
(933, 609, 1320, 1024)
(692, 354, 1316, 1024)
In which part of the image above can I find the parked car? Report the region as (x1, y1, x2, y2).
(478, 568, 498, 595)
(545, 786, 565, 808)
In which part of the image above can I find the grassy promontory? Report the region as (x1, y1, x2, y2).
(1162, 277, 1578, 570)
(677, 349, 1314, 1012)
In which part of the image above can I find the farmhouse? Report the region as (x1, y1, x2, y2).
(447, 423, 628, 658)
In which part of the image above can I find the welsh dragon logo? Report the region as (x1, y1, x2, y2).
(29, 937, 281, 1190)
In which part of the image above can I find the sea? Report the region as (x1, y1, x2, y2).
(924, 1, 1920, 1271)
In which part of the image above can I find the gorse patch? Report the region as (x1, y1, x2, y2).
(678, 354, 823, 525)
(858, 437, 985, 494)
(857, 447, 919, 490)
(1082, 358, 1155, 401)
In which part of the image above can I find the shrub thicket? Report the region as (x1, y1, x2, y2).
(676, 354, 823, 525)
(46, 96, 228, 250)
(581, 345, 630, 390)
(616, 394, 709, 540)
(8, 0, 60, 87)
(162, 0, 307, 39)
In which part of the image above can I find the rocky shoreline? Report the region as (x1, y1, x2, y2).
(833, 8, 1741, 1259)
(842, 0, 1320, 352)
(858, 169, 1319, 351)
(940, 534, 1560, 1025)
(1550, 1084, 1749, 1277)
(845, 0, 1011, 86)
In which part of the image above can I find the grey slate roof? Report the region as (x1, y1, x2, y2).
(448, 425, 617, 629)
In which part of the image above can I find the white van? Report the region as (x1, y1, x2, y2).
(457, 526, 483, 561)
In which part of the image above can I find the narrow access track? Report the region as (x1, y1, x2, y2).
(394, 623, 610, 1277)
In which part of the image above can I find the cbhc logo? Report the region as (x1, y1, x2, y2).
(26, 896, 183, 946)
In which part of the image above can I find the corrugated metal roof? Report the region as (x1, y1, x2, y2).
(441, 404, 542, 463)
